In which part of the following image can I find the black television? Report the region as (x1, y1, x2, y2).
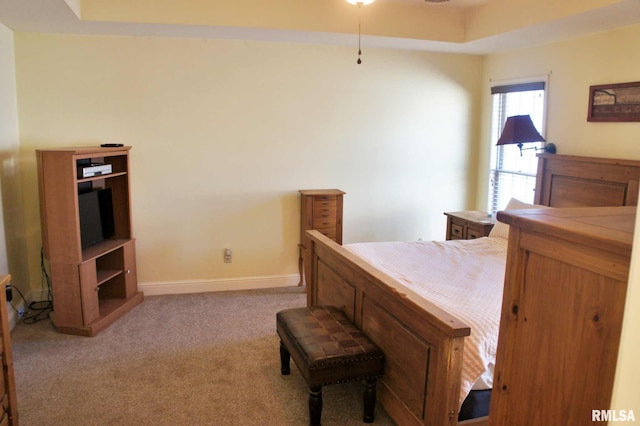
(78, 188, 115, 249)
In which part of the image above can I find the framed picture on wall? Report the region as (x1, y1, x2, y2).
(587, 81, 640, 122)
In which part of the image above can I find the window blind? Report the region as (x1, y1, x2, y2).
(487, 82, 546, 215)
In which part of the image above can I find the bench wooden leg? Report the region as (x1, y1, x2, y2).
(363, 377, 377, 423)
(280, 341, 290, 375)
(309, 385, 322, 426)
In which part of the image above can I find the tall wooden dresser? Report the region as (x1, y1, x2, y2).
(0, 275, 18, 425)
(489, 206, 634, 425)
(298, 189, 345, 286)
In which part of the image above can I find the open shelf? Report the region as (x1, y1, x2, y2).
(77, 171, 127, 185)
(82, 239, 131, 262)
(96, 269, 122, 286)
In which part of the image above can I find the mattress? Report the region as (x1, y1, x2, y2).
(344, 236, 507, 406)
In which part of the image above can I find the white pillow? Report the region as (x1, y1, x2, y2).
(488, 198, 547, 239)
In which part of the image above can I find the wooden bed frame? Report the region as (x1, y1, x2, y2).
(304, 154, 640, 426)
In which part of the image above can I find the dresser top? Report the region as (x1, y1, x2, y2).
(299, 189, 345, 196)
(444, 210, 496, 225)
(497, 206, 636, 254)
(37, 146, 131, 154)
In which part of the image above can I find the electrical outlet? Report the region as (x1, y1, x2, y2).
(224, 248, 232, 263)
(17, 306, 26, 319)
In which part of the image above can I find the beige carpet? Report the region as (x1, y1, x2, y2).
(10, 286, 396, 425)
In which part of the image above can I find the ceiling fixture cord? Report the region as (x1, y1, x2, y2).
(346, 0, 375, 64)
(357, 7, 362, 64)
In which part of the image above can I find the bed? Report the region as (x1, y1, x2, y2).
(304, 153, 640, 426)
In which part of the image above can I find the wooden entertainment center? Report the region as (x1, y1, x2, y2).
(37, 146, 143, 337)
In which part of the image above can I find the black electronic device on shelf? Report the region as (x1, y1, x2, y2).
(78, 188, 115, 249)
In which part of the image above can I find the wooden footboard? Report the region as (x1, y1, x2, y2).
(305, 230, 471, 425)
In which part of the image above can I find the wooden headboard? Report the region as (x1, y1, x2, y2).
(535, 154, 640, 207)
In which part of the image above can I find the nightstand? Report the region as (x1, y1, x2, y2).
(444, 211, 495, 240)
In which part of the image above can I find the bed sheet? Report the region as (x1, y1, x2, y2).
(344, 236, 507, 406)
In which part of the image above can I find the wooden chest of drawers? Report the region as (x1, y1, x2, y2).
(298, 189, 345, 285)
(444, 210, 495, 240)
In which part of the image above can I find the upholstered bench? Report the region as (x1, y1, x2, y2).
(276, 305, 385, 425)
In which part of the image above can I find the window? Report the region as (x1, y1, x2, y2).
(487, 81, 546, 215)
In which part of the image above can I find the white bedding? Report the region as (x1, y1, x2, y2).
(344, 236, 507, 406)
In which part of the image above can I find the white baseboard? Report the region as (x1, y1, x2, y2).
(9, 275, 301, 327)
(138, 274, 301, 296)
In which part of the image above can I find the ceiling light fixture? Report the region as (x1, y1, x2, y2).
(345, 0, 375, 64)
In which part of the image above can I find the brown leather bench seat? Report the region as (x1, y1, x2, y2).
(276, 305, 384, 425)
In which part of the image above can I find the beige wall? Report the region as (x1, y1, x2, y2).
(0, 25, 14, 276)
(480, 23, 640, 421)
(0, 24, 30, 300)
(14, 33, 482, 293)
(612, 213, 640, 424)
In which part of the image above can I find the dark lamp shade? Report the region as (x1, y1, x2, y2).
(496, 115, 545, 146)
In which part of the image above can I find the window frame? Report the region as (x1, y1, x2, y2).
(487, 76, 549, 215)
